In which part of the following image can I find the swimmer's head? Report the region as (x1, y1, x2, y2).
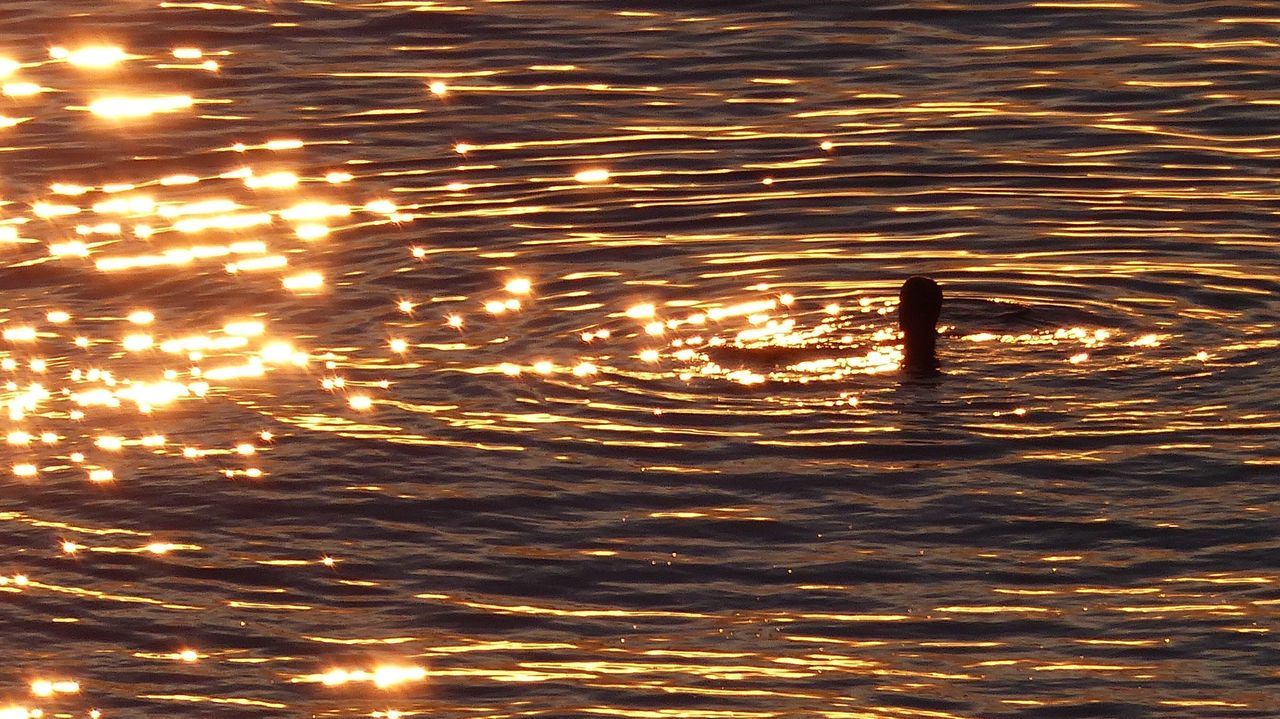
(899, 276, 942, 334)
(898, 276, 942, 373)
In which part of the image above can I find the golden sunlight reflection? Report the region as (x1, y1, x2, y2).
(87, 95, 194, 119)
(51, 45, 128, 69)
(0, 12, 1270, 718)
(292, 664, 427, 688)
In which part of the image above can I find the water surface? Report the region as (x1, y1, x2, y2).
(1, 2, 1278, 717)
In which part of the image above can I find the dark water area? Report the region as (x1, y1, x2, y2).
(1, 1, 1278, 717)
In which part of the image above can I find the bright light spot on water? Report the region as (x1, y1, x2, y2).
(244, 171, 298, 190)
(95, 195, 156, 215)
(820, 140, 834, 150)
(325, 171, 353, 184)
(0, 58, 19, 78)
(127, 310, 155, 325)
(123, 334, 154, 352)
(29, 680, 76, 697)
(429, 80, 448, 96)
(573, 362, 598, 377)
(640, 349, 660, 362)
(60, 46, 127, 69)
(389, 338, 409, 353)
(1131, 333, 1161, 347)
(281, 201, 351, 221)
(88, 469, 113, 482)
(50, 183, 89, 196)
(12, 464, 37, 478)
(410, 246, 427, 259)
(294, 223, 329, 241)
(96, 436, 124, 451)
(34, 202, 80, 218)
(313, 665, 427, 689)
(626, 303, 656, 319)
(446, 314, 464, 328)
(454, 142, 473, 154)
(3, 326, 37, 342)
(574, 168, 611, 184)
(49, 242, 87, 261)
(283, 272, 324, 292)
(76, 222, 121, 236)
(179, 649, 199, 662)
(1069, 352, 1089, 364)
(397, 300, 416, 314)
(348, 395, 373, 411)
(89, 95, 193, 119)
(173, 48, 203, 60)
(227, 255, 288, 274)
(484, 300, 507, 315)
(3, 82, 44, 97)
(505, 277, 532, 295)
(61, 541, 79, 554)
(533, 360, 554, 375)
(224, 320, 265, 337)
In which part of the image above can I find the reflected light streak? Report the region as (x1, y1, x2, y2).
(88, 95, 194, 119)
(54, 45, 128, 69)
(2, 82, 45, 97)
(575, 168, 611, 184)
(283, 272, 324, 292)
(294, 665, 427, 688)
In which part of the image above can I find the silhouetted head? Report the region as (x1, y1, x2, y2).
(898, 276, 942, 373)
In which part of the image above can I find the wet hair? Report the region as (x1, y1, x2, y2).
(898, 276, 942, 373)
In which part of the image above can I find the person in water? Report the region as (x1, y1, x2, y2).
(898, 276, 942, 373)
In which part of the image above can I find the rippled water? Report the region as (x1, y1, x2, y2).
(1, 2, 1278, 717)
